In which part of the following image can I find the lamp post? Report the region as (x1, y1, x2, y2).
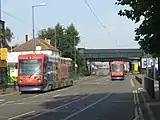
(32, 3, 46, 53)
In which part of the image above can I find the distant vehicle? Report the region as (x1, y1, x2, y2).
(109, 61, 125, 80)
(17, 54, 73, 93)
(124, 62, 127, 75)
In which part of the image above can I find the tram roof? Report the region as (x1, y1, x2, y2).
(59, 57, 72, 61)
(47, 55, 72, 61)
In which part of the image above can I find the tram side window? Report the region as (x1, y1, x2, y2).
(44, 61, 52, 73)
(63, 66, 65, 78)
(66, 65, 69, 77)
(69, 66, 73, 78)
(48, 62, 53, 71)
(61, 66, 64, 79)
(57, 66, 61, 79)
(65, 66, 67, 78)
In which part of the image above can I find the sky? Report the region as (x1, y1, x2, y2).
(2, 0, 140, 49)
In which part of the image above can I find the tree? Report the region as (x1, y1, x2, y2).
(37, 23, 65, 51)
(37, 23, 89, 75)
(37, 23, 80, 58)
(76, 52, 89, 76)
(62, 23, 80, 58)
(116, 0, 160, 56)
(1, 27, 14, 49)
(37, 27, 54, 41)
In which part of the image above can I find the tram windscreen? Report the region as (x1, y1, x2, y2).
(19, 59, 42, 75)
(111, 64, 123, 72)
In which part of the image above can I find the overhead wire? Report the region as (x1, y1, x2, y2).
(1, 10, 40, 30)
(83, 0, 111, 36)
(83, 0, 106, 28)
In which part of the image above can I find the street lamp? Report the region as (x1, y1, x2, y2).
(32, 3, 46, 53)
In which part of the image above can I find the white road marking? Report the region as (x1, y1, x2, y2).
(45, 99, 53, 102)
(53, 94, 61, 97)
(8, 111, 35, 120)
(0, 92, 17, 97)
(61, 93, 113, 120)
(0, 99, 5, 102)
(5, 101, 15, 104)
(14, 102, 39, 105)
(133, 90, 138, 118)
(130, 79, 135, 87)
(24, 94, 93, 120)
(16, 94, 41, 103)
(74, 93, 79, 95)
(1, 101, 15, 106)
(135, 90, 143, 119)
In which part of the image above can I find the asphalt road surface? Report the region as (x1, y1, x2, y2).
(0, 75, 146, 120)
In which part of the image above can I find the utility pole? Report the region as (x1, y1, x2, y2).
(54, 28, 57, 48)
(0, 0, 1, 20)
(74, 34, 77, 79)
(32, 6, 35, 53)
(0, 0, 2, 49)
(146, 53, 149, 77)
(0, 1, 8, 91)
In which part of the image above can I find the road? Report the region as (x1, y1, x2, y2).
(0, 75, 149, 120)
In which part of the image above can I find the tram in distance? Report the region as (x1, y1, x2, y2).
(109, 61, 125, 80)
(17, 53, 74, 93)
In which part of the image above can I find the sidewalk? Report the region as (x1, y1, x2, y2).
(0, 84, 18, 95)
(135, 75, 160, 120)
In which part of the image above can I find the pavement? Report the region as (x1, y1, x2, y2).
(0, 74, 155, 120)
(134, 75, 160, 120)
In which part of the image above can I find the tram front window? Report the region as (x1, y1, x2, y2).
(111, 64, 123, 72)
(19, 59, 42, 75)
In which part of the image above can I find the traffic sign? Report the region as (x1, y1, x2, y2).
(0, 48, 8, 60)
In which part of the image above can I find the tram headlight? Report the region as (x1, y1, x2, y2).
(19, 80, 22, 83)
(37, 79, 41, 83)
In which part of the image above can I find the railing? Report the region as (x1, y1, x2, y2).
(135, 75, 156, 99)
(144, 77, 155, 99)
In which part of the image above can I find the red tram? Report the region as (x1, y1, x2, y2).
(110, 61, 125, 80)
(17, 54, 73, 93)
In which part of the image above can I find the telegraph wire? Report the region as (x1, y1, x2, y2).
(83, 0, 106, 28)
(1, 10, 40, 30)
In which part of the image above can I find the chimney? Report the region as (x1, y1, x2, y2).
(45, 38, 50, 45)
(25, 34, 28, 42)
